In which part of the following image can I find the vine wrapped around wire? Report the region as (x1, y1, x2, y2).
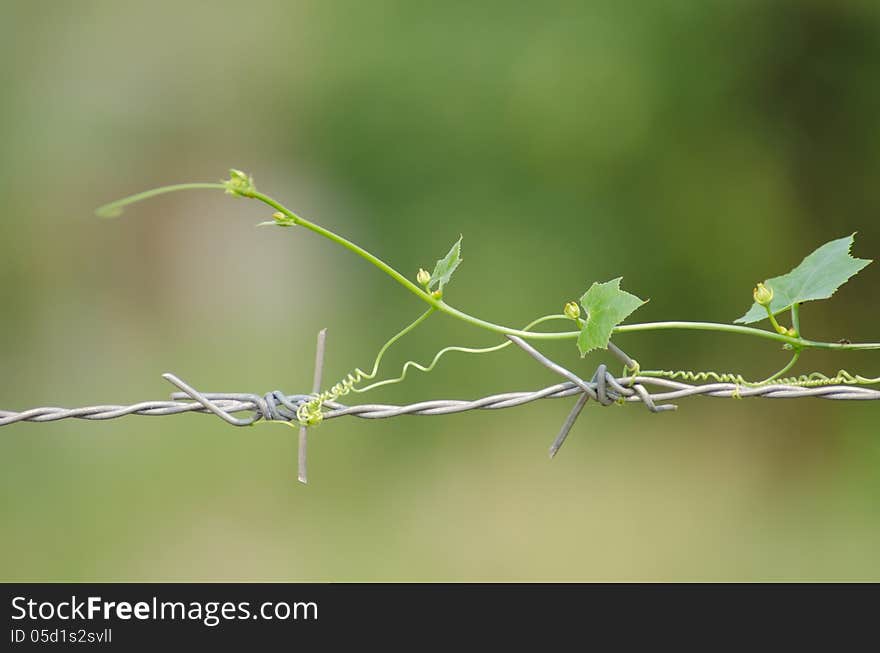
(94, 169, 879, 431)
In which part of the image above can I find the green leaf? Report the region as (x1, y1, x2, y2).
(429, 236, 462, 292)
(735, 234, 872, 324)
(577, 278, 646, 356)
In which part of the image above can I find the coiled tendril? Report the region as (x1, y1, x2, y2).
(296, 368, 372, 426)
(640, 369, 880, 389)
(296, 313, 573, 426)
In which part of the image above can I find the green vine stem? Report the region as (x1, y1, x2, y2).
(95, 183, 226, 217)
(760, 350, 802, 383)
(791, 302, 802, 337)
(612, 322, 876, 350)
(96, 178, 880, 353)
(356, 308, 436, 381)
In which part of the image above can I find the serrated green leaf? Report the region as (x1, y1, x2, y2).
(429, 236, 462, 291)
(577, 278, 646, 356)
(735, 234, 872, 324)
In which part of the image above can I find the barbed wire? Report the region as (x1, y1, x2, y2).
(4, 373, 879, 427)
(2, 333, 878, 480)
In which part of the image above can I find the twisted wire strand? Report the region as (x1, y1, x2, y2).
(2, 374, 878, 428)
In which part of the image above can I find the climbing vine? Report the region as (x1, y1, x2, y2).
(97, 169, 880, 427)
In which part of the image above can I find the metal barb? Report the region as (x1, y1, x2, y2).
(506, 336, 676, 454)
(607, 342, 637, 370)
(505, 336, 597, 399)
(298, 329, 327, 485)
(549, 393, 588, 459)
(161, 373, 257, 427)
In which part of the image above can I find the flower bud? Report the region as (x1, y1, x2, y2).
(224, 168, 256, 196)
(431, 289, 443, 300)
(753, 282, 773, 307)
(564, 301, 581, 320)
(417, 268, 431, 287)
(257, 211, 295, 227)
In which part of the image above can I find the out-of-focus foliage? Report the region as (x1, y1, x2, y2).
(1, 0, 879, 580)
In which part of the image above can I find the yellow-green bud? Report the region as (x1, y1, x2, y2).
(224, 168, 256, 197)
(259, 210, 295, 227)
(787, 327, 797, 337)
(564, 301, 581, 320)
(417, 268, 431, 287)
(753, 282, 773, 307)
(431, 289, 443, 300)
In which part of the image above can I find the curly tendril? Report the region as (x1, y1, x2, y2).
(296, 314, 573, 426)
(639, 369, 880, 389)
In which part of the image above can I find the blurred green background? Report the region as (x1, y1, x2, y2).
(2, 0, 879, 581)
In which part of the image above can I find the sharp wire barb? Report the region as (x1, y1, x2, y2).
(505, 336, 597, 399)
(549, 393, 589, 459)
(506, 336, 675, 450)
(606, 342, 637, 370)
(161, 373, 256, 427)
(298, 329, 327, 485)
